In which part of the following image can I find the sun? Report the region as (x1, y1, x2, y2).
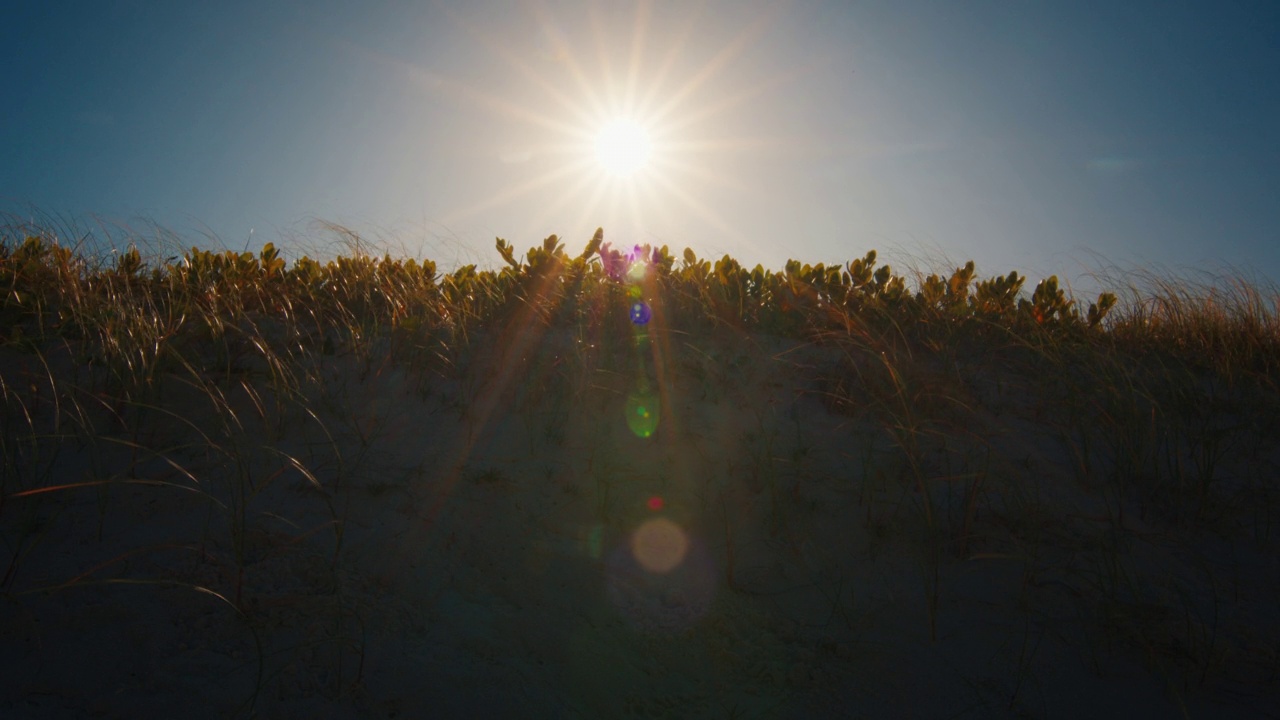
(431, 5, 792, 244)
(593, 118, 653, 177)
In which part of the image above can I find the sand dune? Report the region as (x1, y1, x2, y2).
(2, 240, 1278, 718)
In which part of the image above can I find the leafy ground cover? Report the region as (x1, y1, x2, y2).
(1, 223, 1278, 718)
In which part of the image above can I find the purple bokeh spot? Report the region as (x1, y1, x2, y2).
(630, 301, 651, 325)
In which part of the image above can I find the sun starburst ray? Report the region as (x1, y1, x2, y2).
(648, 12, 776, 127)
(441, 160, 592, 226)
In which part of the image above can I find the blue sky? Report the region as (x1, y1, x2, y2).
(4, 1, 1278, 298)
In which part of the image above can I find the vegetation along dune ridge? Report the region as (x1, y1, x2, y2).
(1, 223, 1278, 718)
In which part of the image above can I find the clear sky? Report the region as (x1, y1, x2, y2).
(4, 1, 1278, 298)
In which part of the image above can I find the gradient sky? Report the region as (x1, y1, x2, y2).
(4, 1, 1278, 298)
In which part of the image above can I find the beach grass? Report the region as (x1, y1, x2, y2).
(1, 219, 1277, 718)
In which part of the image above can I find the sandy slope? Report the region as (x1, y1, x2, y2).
(1, 321, 1277, 719)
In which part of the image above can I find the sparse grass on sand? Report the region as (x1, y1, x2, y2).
(1, 220, 1278, 719)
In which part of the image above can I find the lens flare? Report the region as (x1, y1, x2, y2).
(625, 388, 660, 437)
(630, 300, 651, 325)
(630, 517, 688, 574)
(626, 259, 647, 284)
(586, 525, 603, 559)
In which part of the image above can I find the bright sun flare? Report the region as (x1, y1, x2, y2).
(435, 9, 785, 241)
(593, 118, 652, 177)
